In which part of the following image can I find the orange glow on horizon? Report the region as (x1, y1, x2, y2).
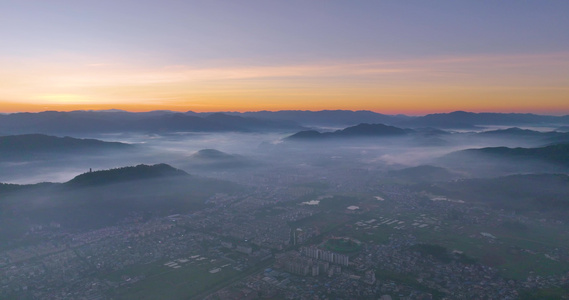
(1, 100, 568, 116)
(1, 53, 568, 116)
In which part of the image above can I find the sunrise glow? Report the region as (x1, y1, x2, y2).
(1, 1, 568, 115)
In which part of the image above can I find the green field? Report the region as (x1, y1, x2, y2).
(334, 208, 569, 280)
(106, 256, 240, 300)
(388, 220, 569, 280)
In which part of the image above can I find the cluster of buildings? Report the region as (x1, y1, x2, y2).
(2, 164, 569, 299)
(300, 246, 350, 266)
(0, 217, 232, 299)
(276, 251, 342, 277)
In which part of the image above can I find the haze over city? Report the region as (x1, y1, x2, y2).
(2, 1, 569, 300)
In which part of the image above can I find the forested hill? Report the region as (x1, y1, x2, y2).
(0, 164, 242, 239)
(450, 143, 569, 166)
(66, 164, 189, 187)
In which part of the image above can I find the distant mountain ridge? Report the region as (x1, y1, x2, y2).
(287, 123, 410, 140)
(231, 110, 569, 128)
(407, 111, 569, 128)
(474, 128, 569, 145)
(0, 134, 131, 160)
(229, 110, 410, 127)
(0, 111, 303, 135)
(478, 127, 551, 137)
(2, 110, 568, 134)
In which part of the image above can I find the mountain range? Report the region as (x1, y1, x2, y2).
(2, 110, 569, 135)
(448, 143, 569, 167)
(286, 123, 410, 140)
(0, 111, 303, 135)
(0, 134, 132, 161)
(232, 110, 569, 128)
(472, 128, 569, 146)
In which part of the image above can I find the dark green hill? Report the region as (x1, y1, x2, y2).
(0, 164, 243, 242)
(66, 163, 189, 187)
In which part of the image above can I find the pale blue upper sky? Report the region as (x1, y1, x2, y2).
(3, 1, 567, 64)
(1, 1, 568, 113)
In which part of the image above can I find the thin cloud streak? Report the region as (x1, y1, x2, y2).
(0, 52, 568, 112)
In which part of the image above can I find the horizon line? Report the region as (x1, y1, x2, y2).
(1, 108, 569, 117)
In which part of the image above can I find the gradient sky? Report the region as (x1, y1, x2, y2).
(1, 0, 568, 114)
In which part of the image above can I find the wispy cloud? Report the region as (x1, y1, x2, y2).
(1, 52, 568, 112)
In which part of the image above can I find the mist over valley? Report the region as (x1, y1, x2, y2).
(3, 1, 569, 297)
(2, 110, 569, 299)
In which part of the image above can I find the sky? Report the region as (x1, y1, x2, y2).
(1, 0, 568, 115)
